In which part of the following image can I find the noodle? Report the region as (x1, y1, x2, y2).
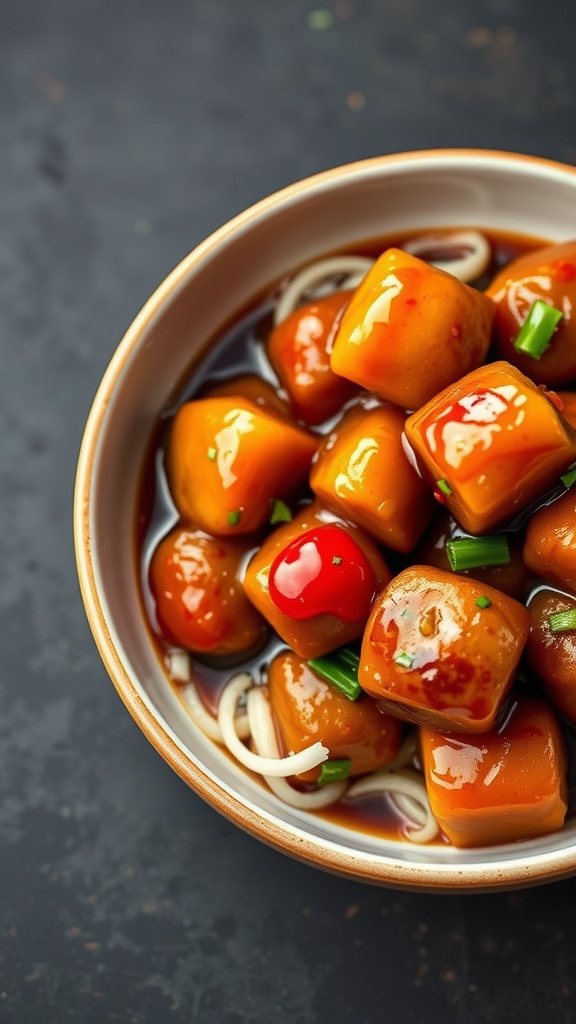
(274, 256, 374, 325)
(402, 229, 491, 283)
(182, 669, 439, 840)
(217, 673, 329, 777)
(346, 768, 439, 844)
(247, 686, 348, 809)
(181, 680, 250, 742)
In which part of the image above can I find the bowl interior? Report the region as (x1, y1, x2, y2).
(77, 150, 576, 889)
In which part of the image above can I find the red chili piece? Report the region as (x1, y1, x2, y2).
(269, 524, 377, 622)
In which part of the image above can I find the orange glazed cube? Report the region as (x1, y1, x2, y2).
(267, 290, 358, 425)
(523, 488, 576, 595)
(526, 589, 576, 727)
(267, 651, 403, 782)
(149, 527, 268, 658)
(420, 697, 568, 847)
(310, 403, 434, 552)
(359, 565, 530, 733)
(330, 248, 494, 410)
(557, 391, 576, 430)
(244, 504, 391, 659)
(487, 239, 576, 386)
(405, 360, 576, 534)
(202, 373, 291, 418)
(166, 397, 317, 536)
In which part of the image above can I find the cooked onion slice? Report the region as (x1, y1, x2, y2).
(402, 230, 491, 283)
(181, 680, 250, 742)
(274, 256, 374, 325)
(247, 686, 348, 808)
(218, 673, 328, 777)
(346, 768, 439, 844)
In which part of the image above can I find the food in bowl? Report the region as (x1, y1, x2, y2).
(138, 225, 576, 850)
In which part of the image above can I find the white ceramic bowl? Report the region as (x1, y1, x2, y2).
(75, 149, 576, 891)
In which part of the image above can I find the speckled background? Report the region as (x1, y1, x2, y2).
(2, 1, 576, 1021)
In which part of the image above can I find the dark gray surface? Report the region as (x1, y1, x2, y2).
(2, 1, 576, 1021)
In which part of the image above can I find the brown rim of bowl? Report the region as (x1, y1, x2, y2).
(74, 148, 576, 891)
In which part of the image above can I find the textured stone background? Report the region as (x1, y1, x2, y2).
(2, 1, 576, 1021)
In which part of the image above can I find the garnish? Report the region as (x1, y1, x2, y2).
(436, 478, 452, 496)
(475, 595, 492, 609)
(270, 499, 292, 525)
(228, 510, 241, 526)
(446, 535, 510, 571)
(394, 650, 414, 669)
(548, 609, 576, 633)
(318, 759, 351, 786)
(207, 446, 217, 461)
(561, 462, 576, 489)
(513, 299, 563, 360)
(308, 646, 362, 701)
(332, 555, 342, 565)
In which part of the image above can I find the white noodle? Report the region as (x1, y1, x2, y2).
(402, 229, 491, 283)
(181, 680, 250, 742)
(167, 648, 192, 683)
(218, 673, 328, 777)
(382, 730, 419, 771)
(181, 669, 437, 841)
(346, 768, 439, 844)
(274, 256, 374, 325)
(247, 687, 348, 809)
(382, 733, 426, 822)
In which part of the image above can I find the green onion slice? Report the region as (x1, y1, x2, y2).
(549, 609, 576, 633)
(436, 478, 453, 496)
(318, 759, 351, 786)
(561, 463, 576, 489)
(394, 650, 414, 669)
(308, 647, 361, 701)
(228, 510, 241, 526)
(446, 535, 510, 571)
(475, 595, 492, 609)
(270, 499, 292, 525)
(513, 299, 563, 360)
(207, 446, 217, 461)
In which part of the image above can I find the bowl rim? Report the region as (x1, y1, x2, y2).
(74, 147, 576, 891)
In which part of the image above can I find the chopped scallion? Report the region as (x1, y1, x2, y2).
(394, 650, 414, 669)
(336, 647, 360, 672)
(207, 446, 217, 461)
(475, 595, 492, 609)
(270, 498, 292, 525)
(513, 299, 563, 360)
(436, 478, 452, 496)
(549, 609, 576, 633)
(318, 759, 351, 786)
(228, 510, 241, 526)
(308, 647, 361, 701)
(446, 535, 510, 571)
(561, 462, 576, 489)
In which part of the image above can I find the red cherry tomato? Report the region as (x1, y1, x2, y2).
(268, 524, 377, 622)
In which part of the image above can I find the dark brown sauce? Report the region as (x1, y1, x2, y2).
(135, 227, 576, 844)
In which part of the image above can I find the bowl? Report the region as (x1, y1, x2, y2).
(74, 149, 576, 891)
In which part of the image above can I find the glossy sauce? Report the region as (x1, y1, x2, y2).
(136, 228, 576, 843)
